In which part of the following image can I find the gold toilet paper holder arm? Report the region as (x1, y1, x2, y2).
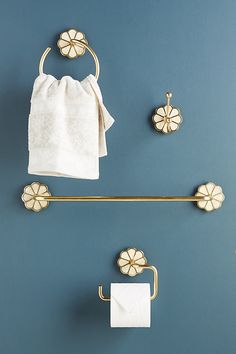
(98, 248, 158, 302)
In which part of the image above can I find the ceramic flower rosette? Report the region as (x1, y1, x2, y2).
(117, 248, 147, 276)
(152, 92, 183, 134)
(57, 29, 88, 59)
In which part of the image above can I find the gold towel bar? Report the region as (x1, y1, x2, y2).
(98, 248, 158, 301)
(21, 181, 225, 213)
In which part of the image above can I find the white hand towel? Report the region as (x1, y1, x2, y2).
(28, 74, 114, 179)
(110, 283, 151, 328)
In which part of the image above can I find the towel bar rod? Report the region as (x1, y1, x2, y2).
(21, 181, 225, 212)
(36, 195, 205, 202)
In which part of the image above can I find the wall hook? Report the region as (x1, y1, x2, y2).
(152, 92, 183, 133)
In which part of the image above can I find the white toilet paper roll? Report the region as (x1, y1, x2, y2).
(110, 283, 151, 328)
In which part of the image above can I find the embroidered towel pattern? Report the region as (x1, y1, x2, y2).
(28, 74, 114, 179)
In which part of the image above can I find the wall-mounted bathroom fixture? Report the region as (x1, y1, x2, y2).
(99, 248, 157, 327)
(152, 92, 183, 134)
(98, 247, 158, 302)
(39, 29, 100, 79)
(21, 181, 225, 212)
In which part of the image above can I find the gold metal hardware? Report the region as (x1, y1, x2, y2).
(152, 92, 183, 133)
(98, 248, 158, 302)
(39, 29, 100, 80)
(21, 182, 225, 212)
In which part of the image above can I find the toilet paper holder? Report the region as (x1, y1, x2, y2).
(98, 248, 158, 301)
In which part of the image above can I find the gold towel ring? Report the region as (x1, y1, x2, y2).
(38, 29, 100, 80)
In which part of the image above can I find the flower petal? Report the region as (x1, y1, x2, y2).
(162, 122, 169, 133)
(68, 29, 77, 39)
(135, 257, 146, 266)
(205, 201, 214, 212)
(156, 107, 165, 117)
(33, 201, 42, 212)
(119, 251, 130, 261)
(206, 182, 215, 195)
(117, 258, 129, 267)
(61, 31, 71, 42)
(31, 182, 40, 194)
(135, 266, 144, 274)
(57, 39, 70, 49)
(213, 193, 225, 202)
(197, 200, 208, 209)
(212, 186, 222, 197)
(134, 250, 144, 261)
(68, 46, 77, 58)
(163, 105, 170, 115)
(171, 115, 182, 124)
(25, 199, 35, 209)
(74, 44, 85, 56)
(211, 199, 222, 209)
(169, 108, 179, 118)
(169, 121, 178, 131)
(24, 185, 34, 196)
(128, 266, 137, 277)
(155, 121, 165, 130)
(153, 114, 163, 123)
(197, 185, 208, 196)
(127, 248, 136, 259)
(61, 46, 70, 56)
(38, 185, 48, 195)
(75, 31, 85, 41)
(120, 264, 130, 274)
(22, 193, 33, 202)
(39, 200, 49, 209)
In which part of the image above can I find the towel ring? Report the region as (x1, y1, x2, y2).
(98, 248, 158, 302)
(39, 29, 100, 80)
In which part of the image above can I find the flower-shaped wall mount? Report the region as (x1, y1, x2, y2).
(195, 182, 225, 212)
(21, 182, 51, 212)
(57, 29, 88, 59)
(152, 92, 183, 134)
(117, 248, 147, 277)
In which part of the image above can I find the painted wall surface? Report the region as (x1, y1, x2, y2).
(0, 1, 235, 353)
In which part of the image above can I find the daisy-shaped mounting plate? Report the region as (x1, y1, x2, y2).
(152, 92, 183, 134)
(21, 182, 51, 212)
(57, 29, 88, 59)
(195, 182, 225, 212)
(117, 248, 147, 277)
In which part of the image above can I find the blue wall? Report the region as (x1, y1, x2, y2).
(0, 1, 236, 353)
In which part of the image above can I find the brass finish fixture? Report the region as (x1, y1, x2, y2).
(152, 92, 183, 134)
(57, 29, 88, 58)
(21, 182, 51, 212)
(21, 181, 225, 213)
(195, 182, 225, 212)
(39, 29, 100, 80)
(98, 248, 158, 302)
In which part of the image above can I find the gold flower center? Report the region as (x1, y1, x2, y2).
(165, 116, 172, 123)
